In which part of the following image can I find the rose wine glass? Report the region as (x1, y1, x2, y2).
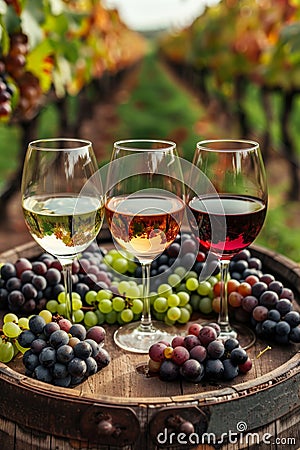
(105, 139, 185, 353)
(189, 139, 268, 348)
(21, 138, 104, 322)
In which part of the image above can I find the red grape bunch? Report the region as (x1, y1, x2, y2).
(148, 322, 252, 383)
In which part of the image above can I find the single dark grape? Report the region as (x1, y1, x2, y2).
(0, 262, 16, 280)
(69, 324, 86, 341)
(224, 338, 240, 352)
(275, 321, 290, 336)
(284, 311, 300, 328)
(159, 359, 180, 381)
(33, 365, 52, 383)
(183, 334, 201, 350)
(6, 277, 22, 291)
(86, 326, 106, 344)
(198, 326, 217, 347)
(230, 347, 248, 365)
(45, 268, 61, 286)
(8, 290, 25, 307)
(94, 347, 111, 370)
(85, 356, 98, 375)
(68, 357, 87, 377)
(267, 309, 281, 322)
(171, 346, 190, 365)
(32, 260, 48, 275)
(276, 299, 292, 316)
(56, 344, 74, 364)
(205, 359, 224, 379)
(18, 330, 36, 348)
(74, 341, 92, 360)
(32, 275, 47, 291)
(31, 338, 47, 354)
(180, 359, 204, 382)
(43, 321, 60, 338)
(22, 283, 38, 300)
(23, 350, 39, 371)
(251, 281, 268, 298)
(207, 340, 224, 359)
(289, 327, 300, 343)
(52, 362, 68, 379)
(223, 359, 239, 380)
(269, 280, 283, 295)
(261, 319, 277, 337)
(53, 375, 71, 387)
(260, 290, 279, 309)
(39, 347, 56, 367)
(29, 315, 46, 334)
(49, 330, 69, 348)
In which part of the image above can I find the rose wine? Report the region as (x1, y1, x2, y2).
(189, 194, 266, 259)
(23, 195, 104, 258)
(105, 194, 185, 261)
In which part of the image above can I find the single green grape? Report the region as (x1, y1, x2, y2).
(106, 310, 118, 324)
(46, 299, 58, 313)
(167, 306, 181, 321)
(3, 322, 21, 339)
(177, 307, 191, 324)
(131, 299, 143, 315)
(72, 297, 83, 311)
(73, 309, 84, 323)
(0, 341, 14, 363)
(174, 266, 186, 278)
(85, 290, 97, 305)
(120, 308, 134, 323)
(199, 296, 213, 314)
(95, 310, 106, 325)
(197, 281, 211, 296)
(96, 289, 113, 301)
(177, 291, 190, 306)
(153, 296, 168, 313)
(39, 309, 52, 324)
(18, 317, 29, 330)
(84, 311, 98, 328)
(56, 303, 67, 316)
(3, 313, 18, 324)
(167, 273, 181, 288)
(185, 277, 199, 291)
(157, 283, 173, 298)
(126, 285, 141, 298)
(112, 257, 129, 274)
(118, 280, 130, 295)
(112, 296, 126, 312)
(167, 293, 180, 307)
(98, 299, 113, 314)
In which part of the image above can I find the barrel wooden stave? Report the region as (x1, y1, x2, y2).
(0, 243, 299, 449)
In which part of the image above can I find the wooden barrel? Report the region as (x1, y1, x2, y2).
(0, 242, 300, 450)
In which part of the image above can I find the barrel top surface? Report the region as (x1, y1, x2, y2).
(1, 241, 300, 407)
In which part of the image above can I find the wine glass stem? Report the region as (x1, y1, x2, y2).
(61, 261, 74, 322)
(218, 259, 231, 333)
(140, 261, 152, 332)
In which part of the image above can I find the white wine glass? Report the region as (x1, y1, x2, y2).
(189, 139, 268, 348)
(21, 138, 104, 322)
(105, 139, 185, 353)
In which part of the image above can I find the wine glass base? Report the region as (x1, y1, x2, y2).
(218, 322, 256, 350)
(113, 320, 177, 354)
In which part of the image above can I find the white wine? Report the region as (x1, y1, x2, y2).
(23, 195, 104, 258)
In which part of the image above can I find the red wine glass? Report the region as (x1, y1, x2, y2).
(105, 139, 185, 353)
(189, 139, 268, 348)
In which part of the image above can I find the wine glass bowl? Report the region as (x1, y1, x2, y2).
(21, 138, 104, 322)
(105, 139, 185, 353)
(189, 139, 268, 348)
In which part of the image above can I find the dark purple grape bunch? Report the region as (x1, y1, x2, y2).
(148, 322, 252, 383)
(18, 316, 110, 387)
(229, 249, 300, 345)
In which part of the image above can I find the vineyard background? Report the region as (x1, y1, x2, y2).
(0, 0, 299, 261)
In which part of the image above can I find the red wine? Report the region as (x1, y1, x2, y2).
(189, 194, 266, 259)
